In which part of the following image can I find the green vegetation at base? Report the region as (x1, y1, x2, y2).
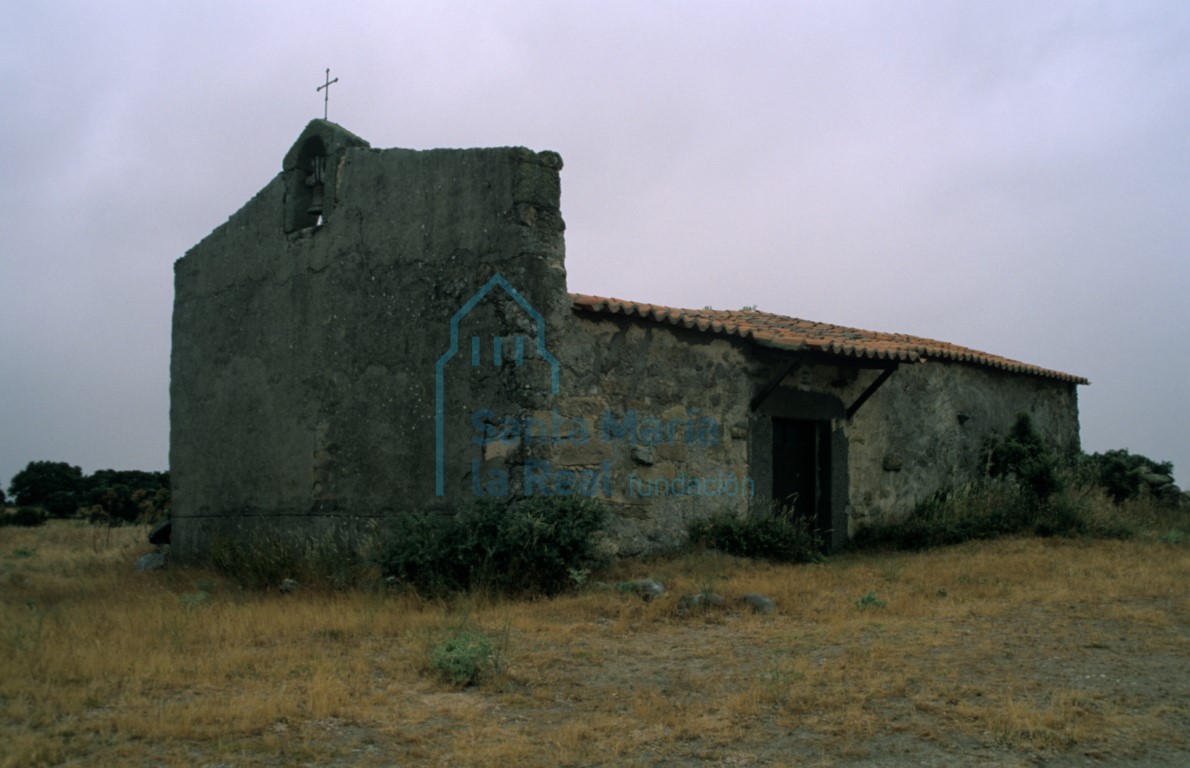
(851, 415, 1184, 552)
(848, 483, 1133, 551)
(687, 507, 823, 563)
(376, 496, 607, 598)
(209, 528, 369, 591)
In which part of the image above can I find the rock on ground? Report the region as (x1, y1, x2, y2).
(741, 593, 777, 614)
(135, 551, 166, 572)
(617, 579, 666, 601)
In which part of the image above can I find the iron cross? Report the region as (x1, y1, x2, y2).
(317, 68, 338, 120)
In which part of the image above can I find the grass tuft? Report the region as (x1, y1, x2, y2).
(429, 624, 504, 687)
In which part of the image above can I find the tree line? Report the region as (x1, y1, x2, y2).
(2, 460, 170, 526)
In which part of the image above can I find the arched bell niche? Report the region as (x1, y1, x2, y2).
(281, 119, 370, 234)
(288, 135, 327, 231)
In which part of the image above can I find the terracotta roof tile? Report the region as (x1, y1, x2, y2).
(570, 294, 1088, 385)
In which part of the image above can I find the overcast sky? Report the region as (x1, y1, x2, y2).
(2, 1, 1187, 491)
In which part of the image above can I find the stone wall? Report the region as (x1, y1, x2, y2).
(172, 121, 1083, 559)
(551, 315, 1082, 548)
(844, 361, 1081, 529)
(546, 315, 759, 555)
(171, 121, 568, 557)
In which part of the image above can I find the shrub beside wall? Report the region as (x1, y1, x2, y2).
(376, 497, 608, 597)
(209, 527, 369, 590)
(851, 415, 1180, 551)
(687, 507, 823, 563)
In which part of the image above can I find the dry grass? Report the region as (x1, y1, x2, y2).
(2, 521, 1188, 767)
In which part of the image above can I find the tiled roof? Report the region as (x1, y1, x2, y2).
(570, 294, 1088, 385)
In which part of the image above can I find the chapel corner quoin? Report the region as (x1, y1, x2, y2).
(169, 120, 1087, 559)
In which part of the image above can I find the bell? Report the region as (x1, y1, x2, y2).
(307, 185, 324, 217)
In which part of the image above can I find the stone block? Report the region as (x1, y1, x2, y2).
(550, 440, 614, 466)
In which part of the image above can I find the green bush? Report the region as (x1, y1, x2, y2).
(856, 591, 887, 610)
(850, 478, 1137, 552)
(42, 490, 81, 519)
(984, 414, 1065, 500)
(688, 507, 822, 563)
(0, 507, 48, 528)
(850, 482, 1025, 551)
(377, 496, 608, 597)
(430, 627, 499, 686)
(1077, 449, 1176, 503)
(1065, 484, 1180, 541)
(841, 414, 1178, 552)
(852, 416, 1159, 552)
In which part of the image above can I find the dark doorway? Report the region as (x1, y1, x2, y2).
(772, 418, 831, 536)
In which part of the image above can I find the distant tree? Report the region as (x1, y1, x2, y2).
(1082, 449, 1175, 503)
(84, 469, 167, 494)
(42, 490, 82, 518)
(8, 461, 84, 507)
(133, 486, 171, 523)
(6, 462, 169, 523)
(83, 469, 170, 524)
(0, 487, 7, 507)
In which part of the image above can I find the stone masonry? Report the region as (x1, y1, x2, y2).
(171, 121, 1085, 558)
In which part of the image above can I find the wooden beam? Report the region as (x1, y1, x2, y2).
(750, 358, 802, 412)
(846, 364, 898, 420)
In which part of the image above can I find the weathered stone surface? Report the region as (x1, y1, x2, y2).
(616, 578, 666, 601)
(1140, 472, 1174, 487)
(136, 552, 166, 572)
(845, 361, 1081, 536)
(551, 440, 615, 467)
(630, 445, 656, 466)
(677, 592, 726, 615)
(171, 121, 1085, 560)
(654, 443, 689, 462)
(740, 593, 776, 614)
(171, 122, 569, 559)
